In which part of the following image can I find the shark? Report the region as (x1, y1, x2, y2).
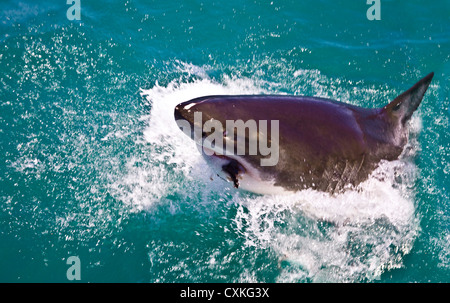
(174, 72, 434, 195)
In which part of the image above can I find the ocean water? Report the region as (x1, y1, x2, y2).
(0, 0, 449, 283)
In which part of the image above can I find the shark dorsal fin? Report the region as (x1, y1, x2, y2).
(383, 72, 434, 125)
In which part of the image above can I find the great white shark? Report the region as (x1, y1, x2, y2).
(174, 73, 434, 195)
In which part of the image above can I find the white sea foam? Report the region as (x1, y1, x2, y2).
(117, 62, 421, 282)
(233, 157, 420, 282)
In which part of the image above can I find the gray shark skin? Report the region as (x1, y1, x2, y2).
(174, 73, 434, 194)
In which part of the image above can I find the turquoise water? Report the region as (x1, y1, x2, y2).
(0, 0, 449, 282)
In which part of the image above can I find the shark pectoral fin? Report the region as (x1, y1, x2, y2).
(222, 159, 244, 188)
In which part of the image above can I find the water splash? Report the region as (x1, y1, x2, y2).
(116, 61, 421, 282)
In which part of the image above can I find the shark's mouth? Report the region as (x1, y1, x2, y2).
(201, 146, 246, 188)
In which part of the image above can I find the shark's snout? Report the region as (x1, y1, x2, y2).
(174, 104, 185, 122)
(174, 98, 203, 127)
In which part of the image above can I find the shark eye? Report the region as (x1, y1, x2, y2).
(392, 103, 401, 111)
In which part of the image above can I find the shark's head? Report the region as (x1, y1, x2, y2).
(174, 96, 284, 194)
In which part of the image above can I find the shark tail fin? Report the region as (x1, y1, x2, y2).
(383, 72, 434, 125)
